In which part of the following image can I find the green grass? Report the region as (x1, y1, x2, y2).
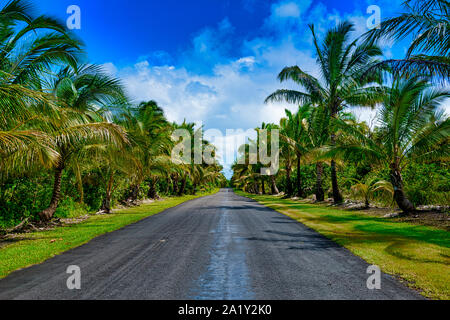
(0, 190, 218, 279)
(236, 191, 450, 300)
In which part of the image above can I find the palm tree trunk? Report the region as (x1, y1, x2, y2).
(285, 166, 293, 197)
(101, 194, 111, 213)
(330, 132, 343, 204)
(148, 177, 159, 199)
(165, 179, 170, 195)
(251, 181, 258, 194)
(271, 175, 279, 195)
(39, 165, 64, 221)
(172, 175, 179, 195)
(315, 162, 325, 202)
(101, 174, 114, 213)
(296, 153, 304, 198)
(126, 184, 140, 204)
(390, 166, 415, 213)
(178, 178, 187, 196)
(75, 163, 84, 204)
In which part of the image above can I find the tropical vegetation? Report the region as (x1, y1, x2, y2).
(0, 0, 226, 229)
(232, 0, 449, 213)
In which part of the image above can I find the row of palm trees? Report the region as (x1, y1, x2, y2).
(232, 0, 449, 213)
(0, 0, 226, 223)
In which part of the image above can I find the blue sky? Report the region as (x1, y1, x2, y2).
(35, 0, 447, 177)
(38, 0, 380, 66)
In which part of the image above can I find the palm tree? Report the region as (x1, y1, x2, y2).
(279, 105, 312, 198)
(365, 0, 449, 80)
(266, 21, 385, 203)
(232, 139, 263, 194)
(279, 116, 295, 197)
(327, 76, 449, 212)
(38, 65, 128, 221)
(256, 123, 280, 195)
(135, 101, 173, 199)
(0, 0, 82, 174)
(347, 177, 394, 209)
(304, 105, 330, 201)
(170, 120, 196, 196)
(0, 0, 82, 86)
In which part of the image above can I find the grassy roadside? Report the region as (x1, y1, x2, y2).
(236, 191, 450, 300)
(0, 190, 218, 279)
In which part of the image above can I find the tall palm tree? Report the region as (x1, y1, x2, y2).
(136, 101, 172, 199)
(232, 139, 262, 194)
(38, 65, 128, 221)
(279, 116, 295, 197)
(304, 105, 330, 201)
(280, 105, 312, 198)
(326, 76, 449, 212)
(256, 122, 280, 195)
(118, 101, 172, 202)
(266, 21, 385, 203)
(365, 0, 449, 80)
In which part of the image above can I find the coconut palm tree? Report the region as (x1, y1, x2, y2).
(117, 101, 173, 202)
(256, 122, 280, 195)
(0, 0, 82, 85)
(279, 116, 295, 197)
(136, 101, 173, 199)
(0, 0, 83, 174)
(279, 105, 312, 198)
(304, 105, 330, 201)
(326, 76, 449, 212)
(266, 21, 385, 203)
(38, 65, 129, 221)
(232, 139, 263, 194)
(365, 0, 449, 80)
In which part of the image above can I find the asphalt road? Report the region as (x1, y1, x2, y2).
(0, 189, 422, 300)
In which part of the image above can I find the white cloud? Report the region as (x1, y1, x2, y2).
(274, 2, 301, 18)
(272, 0, 312, 18)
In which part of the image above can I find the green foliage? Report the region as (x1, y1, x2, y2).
(403, 162, 450, 206)
(54, 198, 88, 219)
(0, 173, 52, 228)
(364, 0, 450, 80)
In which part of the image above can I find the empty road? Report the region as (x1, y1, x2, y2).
(0, 189, 422, 300)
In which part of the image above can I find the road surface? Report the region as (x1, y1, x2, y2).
(0, 189, 422, 300)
